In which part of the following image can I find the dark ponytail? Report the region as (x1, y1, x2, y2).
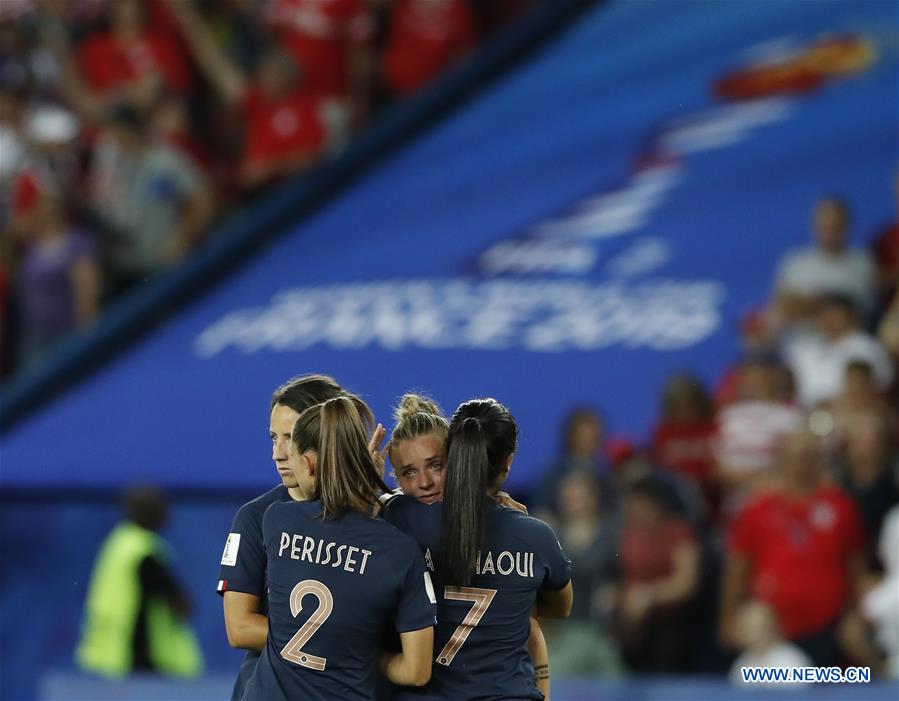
(440, 399, 518, 586)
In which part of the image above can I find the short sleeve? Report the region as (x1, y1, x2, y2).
(394, 541, 437, 633)
(533, 519, 571, 591)
(217, 502, 266, 597)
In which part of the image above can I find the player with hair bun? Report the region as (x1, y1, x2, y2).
(386, 393, 553, 697)
(242, 396, 436, 701)
(384, 396, 572, 701)
(387, 393, 449, 504)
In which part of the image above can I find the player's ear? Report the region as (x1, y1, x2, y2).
(501, 453, 513, 477)
(303, 452, 317, 477)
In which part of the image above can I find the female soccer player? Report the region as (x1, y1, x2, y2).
(241, 396, 436, 701)
(387, 394, 448, 504)
(384, 397, 572, 700)
(387, 394, 554, 698)
(217, 374, 381, 700)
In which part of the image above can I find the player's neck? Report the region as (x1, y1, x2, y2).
(287, 486, 307, 502)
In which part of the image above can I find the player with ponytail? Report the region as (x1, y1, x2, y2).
(386, 394, 553, 698)
(218, 374, 374, 701)
(241, 396, 436, 701)
(440, 403, 516, 583)
(384, 397, 572, 701)
(290, 395, 390, 513)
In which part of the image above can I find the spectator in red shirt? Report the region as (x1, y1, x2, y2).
(651, 373, 717, 506)
(265, 0, 373, 127)
(168, 0, 327, 192)
(721, 430, 865, 666)
(614, 478, 700, 673)
(381, 0, 476, 99)
(76, 0, 192, 108)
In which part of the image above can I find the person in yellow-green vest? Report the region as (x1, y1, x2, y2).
(76, 486, 204, 678)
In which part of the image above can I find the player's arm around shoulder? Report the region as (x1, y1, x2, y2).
(380, 492, 426, 534)
(376, 488, 405, 519)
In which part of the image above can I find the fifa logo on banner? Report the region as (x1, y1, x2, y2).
(476, 98, 791, 279)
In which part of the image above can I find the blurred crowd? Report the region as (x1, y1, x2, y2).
(533, 191, 899, 680)
(0, 0, 534, 375)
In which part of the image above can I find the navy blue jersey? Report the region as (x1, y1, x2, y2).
(217, 485, 291, 701)
(241, 500, 437, 701)
(382, 496, 571, 701)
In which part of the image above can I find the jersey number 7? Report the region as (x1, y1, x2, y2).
(436, 586, 497, 666)
(280, 580, 334, 671)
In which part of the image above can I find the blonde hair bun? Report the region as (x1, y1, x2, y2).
(394, 393, 443, 422)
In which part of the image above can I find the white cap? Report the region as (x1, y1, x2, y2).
(25, 104, 79, 144)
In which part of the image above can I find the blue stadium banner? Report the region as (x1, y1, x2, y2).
(2, 0, 896, 490)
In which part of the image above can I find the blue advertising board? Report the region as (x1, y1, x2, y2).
(1, 0, 896, 490)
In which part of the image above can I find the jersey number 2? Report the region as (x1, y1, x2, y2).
(436, 586, 497, 666)
(280, 580, 334, 671)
